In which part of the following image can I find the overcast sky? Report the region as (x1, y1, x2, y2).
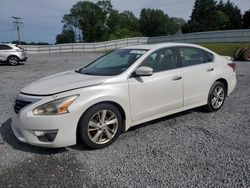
(0, 0, 249, 43)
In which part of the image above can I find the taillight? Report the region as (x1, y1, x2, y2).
(228, 62, 236, 72)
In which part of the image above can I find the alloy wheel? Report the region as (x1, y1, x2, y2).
(211, 86, 225, 109)
(87, 110, 118, 144)
(9, 57, 19, 66)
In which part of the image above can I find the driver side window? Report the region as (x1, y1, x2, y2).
(140, 48, 178, 72)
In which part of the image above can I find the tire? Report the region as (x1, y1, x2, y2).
(205, 82, 226, 112)
(8, 56, 19, 66)
(238, 48, 248, 61)
(233, 48, 242, 60)
(78, 103, 122, 149)
(243, 49, 250, 61)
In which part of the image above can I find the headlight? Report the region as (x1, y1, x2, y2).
(33, 95, 79, 115)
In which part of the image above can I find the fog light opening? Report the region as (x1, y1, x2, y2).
(34, 130, 58, 142)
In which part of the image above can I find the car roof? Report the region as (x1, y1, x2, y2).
(122, 42, 206, 50)
(0, 43, 16, 46)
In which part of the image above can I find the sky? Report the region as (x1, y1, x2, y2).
(0, 0, 249, 44)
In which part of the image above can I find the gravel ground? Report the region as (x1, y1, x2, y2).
(0, 53, 249, 187)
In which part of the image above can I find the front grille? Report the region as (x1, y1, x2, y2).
(14, 99, 32, 114)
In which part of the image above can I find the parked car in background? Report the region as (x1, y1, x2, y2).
(0, 43, 27, 65)
(12, 43, 236, 149)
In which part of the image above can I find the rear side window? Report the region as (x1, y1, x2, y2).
(0, 45, 12, 50)
(204, 51, 214, 62)
(179, 47, 208, 67)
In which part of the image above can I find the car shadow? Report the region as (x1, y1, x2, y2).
(0, 118, 67, 154)
(0, 63, 25, 66)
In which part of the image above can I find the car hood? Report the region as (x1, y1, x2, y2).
(21, 70, 107, 95)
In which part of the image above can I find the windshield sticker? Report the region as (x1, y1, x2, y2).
(129, 50, 147, 55)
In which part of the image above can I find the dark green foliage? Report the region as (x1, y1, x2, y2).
(62, 1, 106, 42)
(217, 0, 242, 29)
(139, 9, 172, 37)
(242, 10, 250, 29)
(56, 0, 244, 43)
(11, 41, 50, 45)
(182, 0, 243, 33)
(107, 10, 142, 40)
(56, 25, 75, 44)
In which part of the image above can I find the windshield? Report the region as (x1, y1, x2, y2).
(78, 49, 147, 76)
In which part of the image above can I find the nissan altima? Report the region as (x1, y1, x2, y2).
(12, 43, 236, 149)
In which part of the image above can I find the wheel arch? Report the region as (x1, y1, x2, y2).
(215, 78, 228, 96)
(7, 55, 20, 60)
(76, 100, 127, 141)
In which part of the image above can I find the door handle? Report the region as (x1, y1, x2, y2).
(207, 68, 214, 72)
(172, 76, 182, 81)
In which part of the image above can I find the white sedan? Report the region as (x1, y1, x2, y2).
(12, 43, 236, 149)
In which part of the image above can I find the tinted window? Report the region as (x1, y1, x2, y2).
(204, 51, 214, 62)
(179, 47, 207, 67)
(140, 48, 178, 72)
(0, 45, 12, 50)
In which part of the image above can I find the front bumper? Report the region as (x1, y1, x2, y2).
(11, 95, 80, 148)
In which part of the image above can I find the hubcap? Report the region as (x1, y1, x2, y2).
(211, 86, 225, 109)
(9, 57, 18, 65)
(87, 110, 118, 144)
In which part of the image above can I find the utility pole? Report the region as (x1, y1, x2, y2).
(12, 16, 22, 45)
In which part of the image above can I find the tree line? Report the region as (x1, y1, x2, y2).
(56, 0, 250, 44)
(182, 0, 250, 33)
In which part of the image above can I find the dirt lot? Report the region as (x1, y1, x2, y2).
(0, 53, 249, 187)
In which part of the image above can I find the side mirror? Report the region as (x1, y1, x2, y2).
(135, 66, 153, 76)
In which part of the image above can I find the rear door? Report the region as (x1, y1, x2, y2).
(177, 47, 215, 107)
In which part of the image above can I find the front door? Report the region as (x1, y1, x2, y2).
(128, 48, 183, 122)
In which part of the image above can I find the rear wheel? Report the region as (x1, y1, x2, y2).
(243, 49, 250, 61)
(78, 103, 122, 149)
(205, 82, 226, 112)
(8, 56, 19, 66)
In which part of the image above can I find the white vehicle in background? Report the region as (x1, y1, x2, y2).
(0, 43, 27, 65)
(12, 43, 236, 149)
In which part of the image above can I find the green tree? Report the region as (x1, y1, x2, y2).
(169, 17, 186, 34)
(106, 10, 142, 40)
(62, 1, 106, 42)
(56, 25, 75, 44)
(182, 0, 230, 33)
(97, 0, 113, 16)
(139, 9, 171, 37)
(217, 0, 242, 29)
(242, 9, 250, 29)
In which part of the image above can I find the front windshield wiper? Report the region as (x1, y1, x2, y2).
(75, 69, 97, 75)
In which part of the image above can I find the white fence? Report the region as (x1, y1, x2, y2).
(21, 37, 148, 54)
(21, 29, 250, 54)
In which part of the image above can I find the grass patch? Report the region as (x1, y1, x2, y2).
(199, 43, 250, 57)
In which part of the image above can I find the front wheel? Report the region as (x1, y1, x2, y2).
(205, 82, 226, 112)
(78, 103, 122, 149)
(8, 56, 19, 66)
